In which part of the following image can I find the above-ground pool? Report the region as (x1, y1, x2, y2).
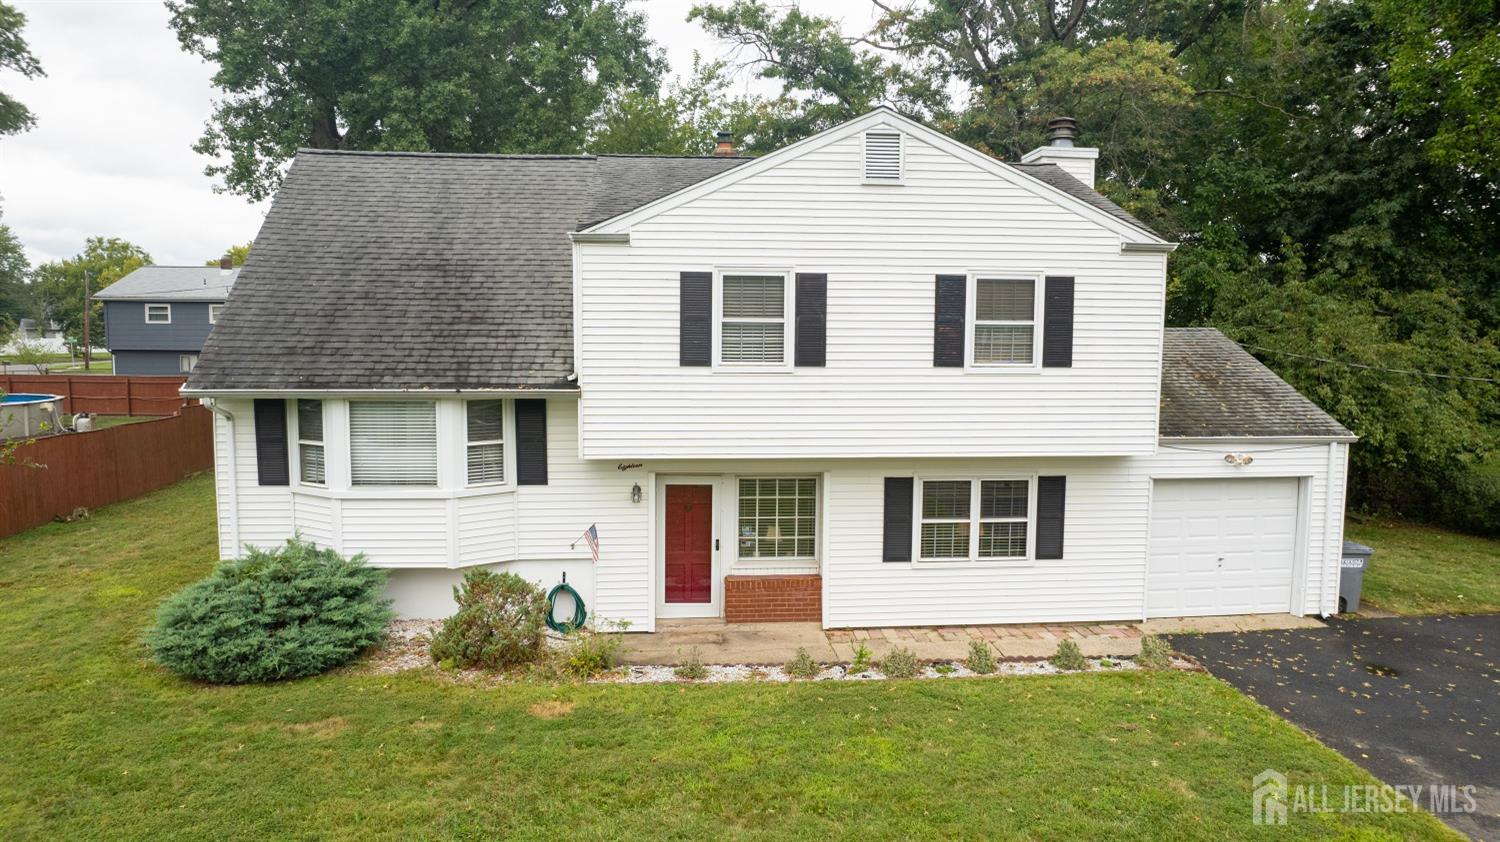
(1, 393, 64, 439)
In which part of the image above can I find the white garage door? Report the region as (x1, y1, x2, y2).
(1147, 477, 1300, 618)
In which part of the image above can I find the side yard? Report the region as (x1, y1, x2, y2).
(1348, 518, 1500, 615)
(0, 475, 1458, 839)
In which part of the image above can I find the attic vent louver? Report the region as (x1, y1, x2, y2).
(863, 131, 903, 182)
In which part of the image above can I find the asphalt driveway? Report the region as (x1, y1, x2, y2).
(1171, 614, 1498, 839)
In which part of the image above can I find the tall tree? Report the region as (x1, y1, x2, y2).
(33, 238, 151, 342)
(168, 0, 664, 200)
(0, 219, 32, 329)
(0, 1, 42, 135)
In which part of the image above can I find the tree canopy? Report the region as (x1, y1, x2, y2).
(33, 238, 152, 342)
(0, 1, 43, 136)
(0, 218, 32, 330)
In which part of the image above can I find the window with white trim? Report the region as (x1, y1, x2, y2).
(919, 479, 1031, 561)
(973, 278, 1036, 365)
(177, 354, 198, 373)
(297, 399, 325, 485)
(737, 477, 816, 559)
(465, 400, 505, 485)
(720, 274, 787, 364)
(209, 304, 224, 324)
(145, 304, 171, 324)
(349, 400, 437, 486)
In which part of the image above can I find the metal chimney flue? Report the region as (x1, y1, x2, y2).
(1046, 117, 1079, 148)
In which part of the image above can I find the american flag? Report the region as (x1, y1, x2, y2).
(573, 524, 599, 563)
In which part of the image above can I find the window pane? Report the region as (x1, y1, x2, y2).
(922, 480, 971, 519)
(974, 324, 1034, 364)
(722, 322, 784, 363)
(722, 275, 784, 318)
(921, 522, 970, 558)
(467, 400, 504, 442)
(976, 278, 1034, 321)
(980, 521, 1028, 558)
(980, 480, 1028, 519)
(297, 399, 323, 442)
(350, 401, 437, 486)
(299, 443, 325, 485)
(738, 477, 817, 558)
(467, 443, 504, 485)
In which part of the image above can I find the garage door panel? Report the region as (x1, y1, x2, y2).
(1148, 478, 1300, 618)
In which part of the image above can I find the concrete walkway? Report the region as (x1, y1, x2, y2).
(621, 614, 1323, 665)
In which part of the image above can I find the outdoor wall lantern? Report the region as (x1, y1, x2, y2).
(631, 483, 642, 504)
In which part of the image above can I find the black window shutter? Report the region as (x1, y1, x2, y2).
(794, 273, 827, 367)
(882, 477, 914, 562)
(252, 399, 289, 487)
(679, 271, 712, 366)
(515, 399, 548, 485)
(1042, 276, 1075, 368)
(933, 274, 966, 367)
(1035, 476, 1066, 559)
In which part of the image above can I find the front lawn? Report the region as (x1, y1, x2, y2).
(0, 476, 1457, 839)
(1348, 518, 1500, 615)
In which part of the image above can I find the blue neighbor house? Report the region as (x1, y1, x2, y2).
(94, 259, 239, 375)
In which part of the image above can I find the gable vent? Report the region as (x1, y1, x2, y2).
(863, 131, 903, 182)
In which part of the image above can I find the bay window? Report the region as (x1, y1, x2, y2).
(919, 478, 1032, 561)
(465, 400, 505, 485)
(349, 400, 437, 486)
(296, 399, 325, 485)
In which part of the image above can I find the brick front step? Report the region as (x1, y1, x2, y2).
(724, 574, 821, 623)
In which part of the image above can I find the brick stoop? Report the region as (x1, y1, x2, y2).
(724, 574, 821, 623)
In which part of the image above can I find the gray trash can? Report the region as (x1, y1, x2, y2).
(1339, 540, 1373, 613)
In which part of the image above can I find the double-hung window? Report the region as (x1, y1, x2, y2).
(737, 477, 817, 559)
(349, 400, 437, 486)
(209, 304, 224, 324)
(145, 304, 171, 324)
(465, 400, 505, 485)
(297, 399, 325, 485)
(720, 274, 788, 364)
(918, 479, 1032, 561)
(973, 278, 1037, 365)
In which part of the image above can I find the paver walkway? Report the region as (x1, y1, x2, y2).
(621, 613, 1321, 666)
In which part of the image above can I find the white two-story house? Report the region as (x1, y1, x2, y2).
(184, 109, 1355, 629)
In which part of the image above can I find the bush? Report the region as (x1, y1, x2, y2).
(1050, 639, 1088, 671)
(880, 647, 921, 679)
(429, 569, 548, 670)
(849, 641, 874, 674)
(560, 622, 625, 678)
(147, 538, 391, 684)
(964, 640, 997, 674)
(784, 647, 820, 679)
(1137, 635, 1173, 670)
(674, 647, 708, 680)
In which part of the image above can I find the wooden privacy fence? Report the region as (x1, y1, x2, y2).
(0, 405, 214, 538)
(0, 374, 191, 416)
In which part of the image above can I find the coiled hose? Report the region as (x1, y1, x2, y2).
(546, 581, 587, 633)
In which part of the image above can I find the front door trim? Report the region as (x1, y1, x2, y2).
(655, 474, 723, 619)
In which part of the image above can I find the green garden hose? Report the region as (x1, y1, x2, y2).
(546, 581, 587, 633)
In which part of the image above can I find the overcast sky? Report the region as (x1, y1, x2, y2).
(0, 0, 876, 268)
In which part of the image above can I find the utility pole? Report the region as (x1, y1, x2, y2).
(82, 270, 91, 371)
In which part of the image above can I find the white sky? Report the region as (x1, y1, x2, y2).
(0, 0, 875, 267)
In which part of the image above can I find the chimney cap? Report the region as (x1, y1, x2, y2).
(1046, 116, 1079, 148)
(713, 130, 736, 157)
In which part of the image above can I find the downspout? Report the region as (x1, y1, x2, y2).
(203, 398, 240, 556)
(1322, 441, 1338, 617)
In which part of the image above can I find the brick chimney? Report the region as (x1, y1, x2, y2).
(1020, 116, 1099, 187)
(712, 131, 736, 157)
(219, 255, 233, 271)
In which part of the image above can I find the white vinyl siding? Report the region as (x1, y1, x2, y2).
(145, 304, 171, 324)
(349, 401, 437, 487)
(918, 478, 1031, 561)
(719, 274, 787, 364)
(296, 399, 325, 485)
(862, 130, 903, 181)
(973, 278, 1036, 365)
(736, 477, 816, 559)
(465, 400, 505, 485)
(576, 123, 1166, 459)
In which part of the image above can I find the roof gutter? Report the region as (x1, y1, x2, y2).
(1161, 434, 1359, 445)
(180, 386, 583, 398)
(568, 232, 630, 245)
(1122, 242, 1178, 254)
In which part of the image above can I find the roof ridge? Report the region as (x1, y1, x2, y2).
(296, 149, 599, 161)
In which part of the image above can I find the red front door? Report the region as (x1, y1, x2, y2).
(664, 484, 713, 603)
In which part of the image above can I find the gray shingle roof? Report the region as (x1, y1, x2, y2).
(1160, 328, 1354, 439)
(94, 265, 238, 301)
(1007, 162, 1159, 238)
(186, 151, 748, 391)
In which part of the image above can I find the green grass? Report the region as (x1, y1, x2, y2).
(0, 476, 1458, 840)
(1, 351, 109, 365)
(1349, 517, 1500, 615)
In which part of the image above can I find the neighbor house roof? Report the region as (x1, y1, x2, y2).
(186, 151, 749, 392)
(93, 265, 239, 302)
(1159, 328, 1354, 439)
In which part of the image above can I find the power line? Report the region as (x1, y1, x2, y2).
(1236, 342, 1500, 385)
